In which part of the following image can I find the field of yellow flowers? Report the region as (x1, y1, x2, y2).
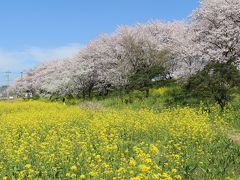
(0, 101, 240, 179)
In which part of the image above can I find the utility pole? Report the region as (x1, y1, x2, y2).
(21, 72, 24, 80)
(5, 71, 11, 86)
(3, 71, 11, 98)
(20, 70, 27, 80)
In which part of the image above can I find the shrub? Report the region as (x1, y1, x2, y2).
(186, 61, 240, 111)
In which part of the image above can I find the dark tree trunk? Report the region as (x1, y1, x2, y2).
(82, 90, 86, 99)
(87, 84, 94, 98)
(145, 88, 149, 98)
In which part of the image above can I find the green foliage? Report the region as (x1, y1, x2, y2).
(128, 66, 167, 92)
(186, 61, 240, 111)
(126, 50, 171, 97)
(224, 95, 240, 130)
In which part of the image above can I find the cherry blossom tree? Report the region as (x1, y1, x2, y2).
(68, 33, 127, 98)
(116, 24, 171, 95)
(191, 0, 240, 65)
(10, 58, 72, 98)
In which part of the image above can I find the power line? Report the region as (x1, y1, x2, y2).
(0, 70, 26, 86)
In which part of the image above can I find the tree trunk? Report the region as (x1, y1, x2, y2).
(145, 88, 149, 98)
(82, 90, 86, 99)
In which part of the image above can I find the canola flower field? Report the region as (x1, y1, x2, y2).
(0, 101, 240, 179)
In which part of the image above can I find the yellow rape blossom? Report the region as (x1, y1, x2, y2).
(138, 164, 150, 172)
(70, 165, 77, 171)
(0, 101, 233, 179)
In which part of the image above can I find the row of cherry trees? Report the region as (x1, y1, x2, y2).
(10, 0, 240, 98)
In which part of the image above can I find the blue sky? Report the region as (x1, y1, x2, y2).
(0, 0, 199, 85)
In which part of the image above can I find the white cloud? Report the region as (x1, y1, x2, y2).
(0, 43, 82, 85)
(0, 43, 82, 72)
